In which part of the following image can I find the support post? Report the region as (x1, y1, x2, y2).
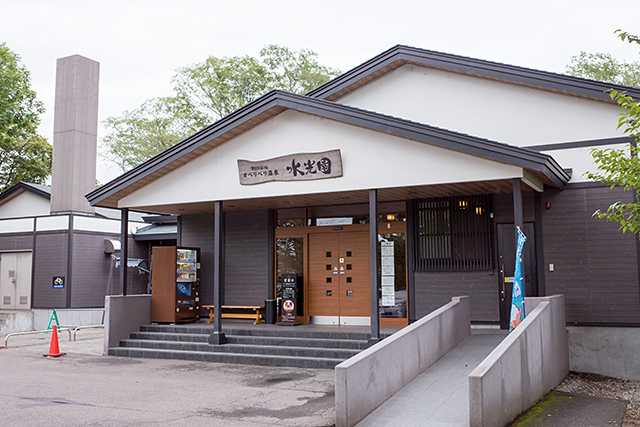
(534, 191, 546, 296)
(210, 201, 226, 344)
(369, 189, 380, 343)
(267, 209, 275, 301)
(120, 208, 129, 296)
(406, 199, 416, 323)
(513, 178, 523, 238)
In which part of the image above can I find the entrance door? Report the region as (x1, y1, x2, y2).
(0, 252, 32, 309)
(308, 232, 370, 325)
(497, 223, 536, 329)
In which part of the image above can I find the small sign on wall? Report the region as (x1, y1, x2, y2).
(238, 149, 343, 185)
(52, 276, 65, 289)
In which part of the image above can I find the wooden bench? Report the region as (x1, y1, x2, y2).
(202, 305, 264, 325)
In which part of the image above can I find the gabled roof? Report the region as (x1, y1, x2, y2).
(0, 182, 51, 205)
(87, 90, 569, 209)
(307, 45, 640, 103)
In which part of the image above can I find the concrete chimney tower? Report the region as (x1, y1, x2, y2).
(50, 55, 99, 215)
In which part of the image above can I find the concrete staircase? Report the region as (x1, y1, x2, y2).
(109, 323, 387, 369)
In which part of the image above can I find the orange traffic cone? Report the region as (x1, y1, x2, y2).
(43, 324, 66, 358)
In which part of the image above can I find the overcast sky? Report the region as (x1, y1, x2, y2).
(2, 0, 639, 182)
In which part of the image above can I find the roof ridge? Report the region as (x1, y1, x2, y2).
(307, 45, 640, 101)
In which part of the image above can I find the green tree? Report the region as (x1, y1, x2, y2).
(566, 51, 640, 87)
(102, 96, 209, 171)
(0, 42, 52, 190)
(579, 31, 640, 234)
(104, 45, 341, 171)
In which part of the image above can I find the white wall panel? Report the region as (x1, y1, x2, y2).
(0, 192, 50, 219)
(36, 215, 69, 231)
(337, 65, 623, 149)
(119, 110, 524, 209)
(540, 143, 630, 183)
(73, 216, 142, 234)
(0, 218, 34, 234)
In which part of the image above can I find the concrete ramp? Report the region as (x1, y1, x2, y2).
(355, 330, 507, 426)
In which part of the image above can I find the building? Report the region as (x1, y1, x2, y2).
(87, 45, 640, 339)
(0, 55, 171, 334)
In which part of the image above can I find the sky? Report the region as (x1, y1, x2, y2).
(1, 0, 639, 183)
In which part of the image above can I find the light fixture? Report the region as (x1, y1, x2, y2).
(475, 206, 482, 215)
(386, 214, 396, 221)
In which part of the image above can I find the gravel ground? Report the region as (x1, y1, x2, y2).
(557, 372, 640, 427)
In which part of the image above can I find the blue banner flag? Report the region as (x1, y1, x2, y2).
(509, 227, 527, 331)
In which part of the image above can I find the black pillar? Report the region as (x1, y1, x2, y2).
(534, 192, 546, 297)
(513, 178, 523, 237)
(120, 208, 129, 296)
(267, 209, 275, 300)
(369, 189, 380, 342)
(405, 200, 416, 323)
(210, 201, 226, 344)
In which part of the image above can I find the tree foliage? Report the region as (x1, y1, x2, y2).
(566, 51, 640, 87)
(0, 43, 51, 190)
(579, 31, 640, 234)
(103, 45, 341, 171)
(102, 96, 209, 171)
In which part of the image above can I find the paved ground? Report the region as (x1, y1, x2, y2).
(355, 329, 508, 427)
(510, 390, 627, 427)
(4, 326, 627, 427)
(0, 329, 335, 426)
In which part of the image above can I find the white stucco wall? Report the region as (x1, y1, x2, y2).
(336, 65, 623, 149)
(540, 143, 630, 183)
(119, 110, 526, 209)
(0, 191, 50, 219)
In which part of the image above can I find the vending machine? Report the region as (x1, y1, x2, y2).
(151, 246, 201, 323)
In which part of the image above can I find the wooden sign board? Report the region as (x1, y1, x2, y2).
(238, 149, 342, 185)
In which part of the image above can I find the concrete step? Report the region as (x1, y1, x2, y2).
(120, 339, 361, 359)
(130, 330, 368, 350)
(140, 324, 385, 341)
(130, 331, 209, 343)
(225, 334, 369, 350)
(108, 346, 344, 369)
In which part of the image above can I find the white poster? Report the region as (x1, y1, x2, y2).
(381, 286, 395, 296)
(381, 295, 395, 306)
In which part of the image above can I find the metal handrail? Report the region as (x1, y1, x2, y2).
(4, 327, 72, 348)
(72, 325, 104, 341)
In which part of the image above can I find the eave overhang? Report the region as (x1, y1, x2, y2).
(87, 91, 569, 210)
(307, 45, 640, 103)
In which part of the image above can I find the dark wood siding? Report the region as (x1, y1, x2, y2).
(414, 271, 499, 321)
(32, 232, 68, 308)
(0, 234, 33, 251)
(127, 238, 149, 295)
(181, 213, 214, 307)
(224, 210, 270, 306)
(70, 233, 111, 308)
(543, 186, 640, 324)
(180, 210, 271, 308)
(69, 233, 148, 308)
(412, 192, 536, 323)
(492, 193, 536, 224)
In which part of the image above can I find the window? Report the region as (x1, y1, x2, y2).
(414, 195, 493, 272)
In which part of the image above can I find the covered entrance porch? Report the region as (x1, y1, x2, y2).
(87, 90, 570, 343)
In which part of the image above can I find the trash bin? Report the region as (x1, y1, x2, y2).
(265, 299, 276, 324)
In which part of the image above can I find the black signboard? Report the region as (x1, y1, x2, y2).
(277, 273, 301, 326)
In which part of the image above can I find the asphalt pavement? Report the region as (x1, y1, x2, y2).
(0, 329, 335, 426)
(1, 328, 629, 427)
